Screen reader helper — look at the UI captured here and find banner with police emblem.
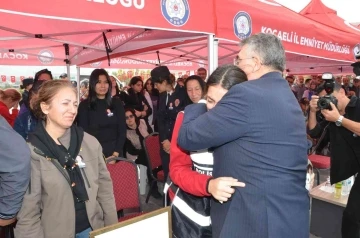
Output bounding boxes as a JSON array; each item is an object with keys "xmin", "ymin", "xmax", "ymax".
[{"xmin": 161, "ymin": 0, "xmax": 190, "ymax": 27}]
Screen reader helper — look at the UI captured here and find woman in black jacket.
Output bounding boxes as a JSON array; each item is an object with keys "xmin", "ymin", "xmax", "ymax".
[
  {"xmin": 123, "ymin": 76, "xmax": 152, "ymax": 121},
  {"xmin": 76, "ymin": 69, "xmax": 126, "ymax": 163}
]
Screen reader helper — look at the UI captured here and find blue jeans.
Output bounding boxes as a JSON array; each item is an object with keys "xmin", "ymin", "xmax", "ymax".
[{"xmin": 76, "ymin": 227, "xmax": 92, "ymax": 238}]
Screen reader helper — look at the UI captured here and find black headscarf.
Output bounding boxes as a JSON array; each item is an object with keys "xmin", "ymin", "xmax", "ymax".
[{"xmin": 29, "ymin": 123, "xmax": 89, "ymax": 202}]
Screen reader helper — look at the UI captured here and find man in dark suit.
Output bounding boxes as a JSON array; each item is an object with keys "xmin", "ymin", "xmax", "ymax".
[{"xmin": 177, "ymin": 33, "xmax": 309, "ymax": 238}]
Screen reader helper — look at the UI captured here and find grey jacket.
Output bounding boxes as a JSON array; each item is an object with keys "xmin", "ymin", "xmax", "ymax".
[
  {"xmin": 15, "ymin": 128, "xmax": 117, "ymax": 238},
  {"xmin": 0, "ymin": 116, "xmax": 31, "ymax": 220}
]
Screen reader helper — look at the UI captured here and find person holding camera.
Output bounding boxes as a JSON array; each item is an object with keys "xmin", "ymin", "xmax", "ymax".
[{"xmin": 308, "ymin": 73, "xmax": 360, "ymax": 238}]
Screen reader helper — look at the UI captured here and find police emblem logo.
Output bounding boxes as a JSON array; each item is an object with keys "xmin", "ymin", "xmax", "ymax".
[
  {"xmin": 161, "ymin": 0, "xmax": 190, "ymax": 27},
  {"xmin": 37, "ymin": 49, "xmax": 54, "ymax": 65},
  {"xmin": 353, "ymin": 44, "xmax": 360, "ymax": 60},
  {"xmin": 233, "ymin": 11, "xmax": 252, "ymax": 40}
]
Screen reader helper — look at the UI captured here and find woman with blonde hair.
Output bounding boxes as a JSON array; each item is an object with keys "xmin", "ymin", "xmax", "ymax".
[
  {"xmin": 15, "ymin": 80, "xmax": 117, "ymax": 238},
  {"xmin": 0, "ymin": 88, "xmax": 21, "ymax": 126}
]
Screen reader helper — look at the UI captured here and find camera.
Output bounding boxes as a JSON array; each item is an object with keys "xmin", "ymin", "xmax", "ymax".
[
  {"xmin": 351, "ymin": 47, "xmax": 360, "ymax": 76},
  {"xmin": 317, "ymin": 73, "xmax": 338, "ymax": 110}
]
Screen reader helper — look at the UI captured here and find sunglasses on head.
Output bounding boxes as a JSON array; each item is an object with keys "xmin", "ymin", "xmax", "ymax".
[{"xmin": 126, "ymin": 115, "xmax": 134, "ymax": 120}]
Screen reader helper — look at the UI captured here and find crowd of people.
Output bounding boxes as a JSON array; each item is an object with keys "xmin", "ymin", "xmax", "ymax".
[
  {"xmin": 1, "ymin": 32, "xmax": 359, "ymax": 238},
  {"xmin": 0, "ymin": 54, "xmax": 212, "ymax": 237}
]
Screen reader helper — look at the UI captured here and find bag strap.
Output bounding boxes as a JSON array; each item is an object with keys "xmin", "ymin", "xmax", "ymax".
[
  {"xmin": 164, "ymin": 177, "xmax": 181, "ymax": 207},
  {"xmin": 309, "ymin": 122, "xmax": 331, "ymax": 155},
  {"xmin": 33, "ymin": 147, "xmax": 72, "ymax": 187},
  {"xmin": 170, "ymin": 186, "xmax": 181, "ymax": 208}
]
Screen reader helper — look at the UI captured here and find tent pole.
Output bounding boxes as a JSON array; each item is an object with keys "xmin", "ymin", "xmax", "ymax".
[
  {"xmin": 76, "ymin": 66, "xmax": 81, "ymax": 102},
  {"xmin": 64, "ymin": 44, "xmax": 71, "ymax": 79},
  {"xmin": 69, "ymin": 33, "xmax": 104, "ymax": 60},
  {"xmin": 164, "ymin": 45, "xmax": 207, "ymax": 64},
  {"xmin": 66, "ymin": 64, "xmax": 71, "ymax": 80},
  {"xmin": 207, "ymin": 34, "xmax": 215, "ymax": 74},
  {"xmin": 172, "ymin": 46, "xmax": 207, "ymax": 60},
  {"xmin": 214, "ymin": 39, "xmax": 219, "ymax": 70}
]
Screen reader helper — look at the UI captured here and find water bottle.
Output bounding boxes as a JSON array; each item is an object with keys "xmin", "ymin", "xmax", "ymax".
[
  {"xmin": 341, "ymin": 176, "xmax": 354, "ymax": 196},
  {"xmin": 334, "ymin": 182, "xmax": 342, "ymax": 199}
]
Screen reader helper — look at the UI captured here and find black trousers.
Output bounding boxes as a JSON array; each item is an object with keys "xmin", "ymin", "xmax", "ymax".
[
  {"xmin": 160, "ymin": 148, "xmax": 170, "ymax": 181},
  {"xmin": 342, "ymin": 211, "xmax": 360, "ymax": 238},
  {"xmin": 342, "ymin": 176, "xmax": 360, "ymax": 238},
  {"xmin": 0, "ymin": 225, "xmax": 14, "ymax": 238}
]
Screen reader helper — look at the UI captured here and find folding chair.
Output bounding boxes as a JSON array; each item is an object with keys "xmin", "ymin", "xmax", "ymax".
[
  {"xmin": 106, "ymin": 157, "xmax": 144, "ymax": 222},
  {"xmin": 308, "ymin": 154, "xmax": 331, "ymax": 185},
  {"xmin": 143, "ymin": 133, "xmax": 165, "ymax": 203}
]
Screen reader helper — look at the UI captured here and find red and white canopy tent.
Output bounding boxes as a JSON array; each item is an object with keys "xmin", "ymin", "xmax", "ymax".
[
  {"xmin": 214, "ymin": 0, "xmax": 359, "ymax": 74},
  {"xmin": 299, "ymin": 0, "xmax": 360, "ymax": 37},
  {"xmin": 298, "ymin": 0, "xmax": 360, "ymax": 65},
  {"xmin": 80, "ymin": 40, "xmax": 234, "ymax": 72},
  {"xmin": 1, "ymin": 0, "xmax": 358, "ymax": 76},
  {"xmin": 92, "ymin": 0, "xmax": 359, "ymax": 75},
  {"xmin": 0, "ymin": 0, "xmax": 215, "ymax": 75}
]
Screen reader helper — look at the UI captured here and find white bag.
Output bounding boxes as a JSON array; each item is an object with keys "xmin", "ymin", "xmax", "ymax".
[{"xmin": 306, "ymin": 160, "xmax": 315, "ymax": 191}]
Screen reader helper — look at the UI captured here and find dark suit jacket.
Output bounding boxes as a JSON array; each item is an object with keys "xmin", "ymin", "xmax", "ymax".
[
  {"xmin": 178, "ymin": 72, "xmax": 309, "ymax": 238},
  {"xmin": 157, "ymin": 89, "xmax": 187, "ymax": 142},
  {"xmin": 122, "ymin": 88, "xmax": 152, "ymax": 117}
]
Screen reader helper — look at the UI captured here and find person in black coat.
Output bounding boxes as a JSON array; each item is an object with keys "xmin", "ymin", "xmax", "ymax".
[
  {"xmin": 19, "ymin": 78, "xmax": 33, "ymax": 107},
  {"xmin": 123, "ymin": 76, "xmax": 152, "ymax": 120},
  {"xmin": 309, "ymin": 79, "xmax": 360, "ymax": 238},
  {"xmin": 150, "ymin": 66, "xmax": 187, "ymax": 180},
  {"xmin": 76, "ymin": 69, "xmax": 126, "ymax": 163}
]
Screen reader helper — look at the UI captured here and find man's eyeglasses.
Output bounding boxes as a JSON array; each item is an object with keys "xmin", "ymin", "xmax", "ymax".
[
  {"xmin": 126, "ymin": 115, "xmax": 134, "ymax": 120},
  {"xmin": 234, "ymin": 55, "xmax": 254, "ymax": 66}
]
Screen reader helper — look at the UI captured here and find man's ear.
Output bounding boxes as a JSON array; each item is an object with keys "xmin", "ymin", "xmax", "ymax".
[{"xmin": 252, "ymin": 56, "xmax": 262, "ymax": 72}]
